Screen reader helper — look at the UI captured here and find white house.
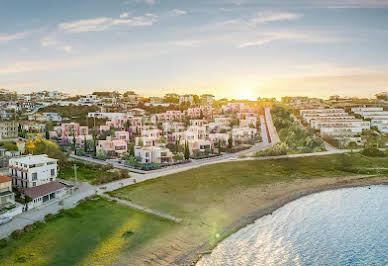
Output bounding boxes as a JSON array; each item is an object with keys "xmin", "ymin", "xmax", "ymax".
[
  {"xmin": 135, "ymin": 146, "xmax": 173, "ymax": 164},
  {"xmin": 9, "ymin": 154, "xmax": 58, "ymax": 188}
]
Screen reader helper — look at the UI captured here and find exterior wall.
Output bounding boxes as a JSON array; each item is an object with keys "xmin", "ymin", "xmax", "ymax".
[
  {"xmin": 0, "ymin": 121, "xmax": 18, "ymax": 139},
  {"xmin": 0, "ymin": 180, "xmax": 12, "ymax": 194},
  {"xmin": 27, "ymin": 188, "xmax": 67, "ymax": 209},
  {"xmin": 9, "ymin": 156, "xmax": 58, "ymax": 189}
]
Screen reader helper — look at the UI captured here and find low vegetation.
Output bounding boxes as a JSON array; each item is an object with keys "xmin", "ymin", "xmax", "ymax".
[
  {"xmin": 256, "ymin": 106, "xmax": 326, "ymax": 156},
  {"xmin": 0, "ymin": 197, "xmax": 176, "ymax": 266},
  {"xmin": 58, "ymin": 161, "xmax": 129, "ymax": 185}
]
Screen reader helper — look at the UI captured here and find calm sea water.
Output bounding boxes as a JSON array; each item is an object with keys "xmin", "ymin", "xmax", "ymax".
[{"xmin": 197, "ymin": 185, "xmax": 388, "ymax": 266}]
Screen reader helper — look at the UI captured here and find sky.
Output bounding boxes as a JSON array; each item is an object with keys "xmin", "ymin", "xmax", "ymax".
[{"xmin": 1, "ymin": 0, "xmax": 388, "ymax": 100}]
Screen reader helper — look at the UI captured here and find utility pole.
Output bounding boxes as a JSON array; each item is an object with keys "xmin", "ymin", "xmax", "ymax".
[{"xmin": 73, "ymin": 164, "xmax": 79, "ymax": 185}]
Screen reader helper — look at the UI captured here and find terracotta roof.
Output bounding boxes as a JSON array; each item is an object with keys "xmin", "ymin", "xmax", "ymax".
[
  {"xmin": 23, "ymin": 181, "xmax": 67, "ymax": 199},
  {"xmin": 0, "ymin": 175, "xmax": 11, "ymax": 184}
]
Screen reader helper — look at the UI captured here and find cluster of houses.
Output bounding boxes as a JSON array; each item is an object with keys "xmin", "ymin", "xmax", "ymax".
[
  {"xmin": 300, "ymin": 108, "xmax": 371, "ymax": 146},
  {"xmin": 49, "ymin": 102, "xmax": 259, "ymax": 165},
  {"xmin": 351, "ymin": 107, "xmax": 388, "ymax": 134}
]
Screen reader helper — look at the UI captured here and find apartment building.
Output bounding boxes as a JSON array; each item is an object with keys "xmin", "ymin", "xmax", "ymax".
[
  {"xmin": 301, "ymin": 108, "xmax": 370, "ymax": 146},
  {"xmin": 0, "ymin": 121, "xmax": 18, "ymax": 139},
  {"xmin": 352, "ymin": 107, "xmax": 388, "ymax": 133},
  {"xmin": 9, "ymin": 155, "xmax": 58, "ymax": 188}
]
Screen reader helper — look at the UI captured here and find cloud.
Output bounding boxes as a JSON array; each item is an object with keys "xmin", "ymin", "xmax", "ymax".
[
  {"xmin": 238, "ymin": 31, "xmax": 340, "ymax": 48},
  {"xmin": 168, "ymin": 40, "xmax": 202, "ymax": 47},
  {"xmin": 40, "ymin": 36, "xmax": 73, "ymax": 53},
  {"xmin": 171, "ymin": 9, "xmax": 187, "ymax": 15},
  {"xmin": 123, "ymin": 0, "xmax": 155, "ymax": 5},
  {"xmin": 0, "ymin": 31, "xmax": 30, "ymax": 43},
  {"xmin": 120, "ymin": 12, "xmax": 129, "ymax": 18},
  {"xmin": 59, "ymin": 14, "xmax": 157, "ymax": 33},
  {"xmin": 250, "ymin": 11, "xmax": 303, "ymax": 24},
  {"xmin": 40, "ymin": 37, "xmax": 59, "ymax": 47},
  {"xmin": 60, "ymin": 45, "xmax": 73, "ymax": 53}
]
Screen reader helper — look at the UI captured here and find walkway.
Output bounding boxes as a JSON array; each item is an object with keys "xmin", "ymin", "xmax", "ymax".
[{"xmin": 102, "ymin": 194, "xmax": 182, "ymax": 223}]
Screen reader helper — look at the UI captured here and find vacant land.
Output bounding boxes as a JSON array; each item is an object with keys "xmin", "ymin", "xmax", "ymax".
[
  {"xmin": 109, "ymin": 153, "xmax": 388, "ymax": 264},
  {"xmin": 0, "ymin": 198, "xmax": 176, "ymax": 266},
  {"xmin": 58, "ymin": 161, "xmax": 128, "ymax": 185}
]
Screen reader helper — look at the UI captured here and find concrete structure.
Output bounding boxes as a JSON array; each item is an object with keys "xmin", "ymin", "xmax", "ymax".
[
  {"xmin": 9, "ymin": 155, "xmax": 58, "ymax": 189},
  {"xmin": 0, "ymin": 121, "xmax": 18, "ymax": 139},
  {"xmin": 135, "ymin": 146, "xmax": 173, "ymax": 164},
  {"xmin": 0, "ymin": 175, "xmax": 14, "ymax": 208}
]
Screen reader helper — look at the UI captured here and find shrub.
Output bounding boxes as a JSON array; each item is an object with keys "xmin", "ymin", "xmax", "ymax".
[
  {"xmin": 0, "ymin": 239, "xmax": 7, "ymax": 249},
  {"xmin": 10, "ymin": 229, "xmax": 24, "ymax": 240},
  {"xmin": 361, "ymin": 147, "xmax": 386, "ymax": 157},
  {"xmin": 119, "ymin": 169, "xmax": 130, "ymax": 179},
  {"xmin": 44, "ymin": 213, "xmax": 55, "ymax": 222},
  {"xmin": 23, "ymin": 224, "xmax": 35, "ymax": 233},
  {"xmin": 122, "ymin": 231, "xmax": 134, "ymax": 239}
]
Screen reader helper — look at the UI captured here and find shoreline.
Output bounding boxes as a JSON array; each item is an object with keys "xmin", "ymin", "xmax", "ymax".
[{"xmin": 180, "ymin": 177, "xmax": 388, "ymax": 265}]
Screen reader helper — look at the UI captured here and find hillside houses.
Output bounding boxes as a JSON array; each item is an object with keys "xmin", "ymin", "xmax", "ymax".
[{"xmin": 300, "ymin": 108, "xmax": 371, "ymax": 146}]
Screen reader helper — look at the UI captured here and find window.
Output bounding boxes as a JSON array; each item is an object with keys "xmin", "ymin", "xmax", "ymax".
[
  {"xmin": 51, "ymin": 169, "xmax": 55, "ymax": 176},
  {"xmin": 32, "ymin": 173, "xmax": 38, "ymax": 180},
  {"xmin": 33, "ymin": 182, "xmax": 36, "ymax": 187}
]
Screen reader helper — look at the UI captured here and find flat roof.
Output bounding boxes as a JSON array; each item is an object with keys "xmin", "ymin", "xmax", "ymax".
[{"xmin": 11, "ymin": 154, "xmax": 57, "ymax": 165}]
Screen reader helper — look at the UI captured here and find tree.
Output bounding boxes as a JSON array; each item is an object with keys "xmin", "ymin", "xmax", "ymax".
[
  {"xmin": 218, "ymin": 141, "xmax": 222, "ymax": 154},
  {"xmin": 92, "ymin": 131, "xmax": 97, "ymax": 156},
  {"xmin": 228, "ymin": 134, "xmax": 233, "ymax": 149},
  {"xmin": 184, "ymin": 141, "xmax": 190, "ymax": 160},
  {"xmin": 25, "ymin": 138, "xmax": 67, "ymax": 165},
  {"xmin": 124, "ymin": 120, "xmax": 131, "ymax": 130},
  {"xmin": 84, "ymin": 135, "xmax": 88, "ymax": 153},
  {"xmin": 45, "ymin": 129, "xmax": 50, "ymax": 140},
  {"xmin": 129, "ymin": 142, "xmax": 135, "ymax": 156}
]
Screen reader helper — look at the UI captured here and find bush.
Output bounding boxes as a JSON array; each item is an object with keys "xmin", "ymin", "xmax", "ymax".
[
  {"xmin": 23, "ymin": 224, "xmax": 35, "ymax": 233},
  {"xmin": 44, "ymin": 213, "xmax": 55, "ymax": 222},
  {"xmin": 0, "ymin": 239, "xmax": 7, "ymax": 249},
  {"xmin": 361, "ymin": 147, "xmax": 386, "ymax": 157},
  {"xmin": 272, "ymin": 105, "xmax": 326, "ymax": 153},
  {"xmin": 10, "ymin": 229, "xmax": 24, "ymax": 240},
  {"xmin": 119, "ymin": 169, "xmax": 130, "ymax": 179},
  {"xmin": 255, "ymin": 142, "xmax": 289, "ymax": 156}
]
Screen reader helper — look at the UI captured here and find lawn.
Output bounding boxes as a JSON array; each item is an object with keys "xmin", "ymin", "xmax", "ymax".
[
  {"xmin": 58, "ymin": 165, "xmax": 100, "ymax": 183},
  {"xmin": 109, "ymin": 153, "xmax": 388, "ymax": 220},
  {"xmin": 0, "ymin": 197, "xmax": 176, "ymax": 266}
]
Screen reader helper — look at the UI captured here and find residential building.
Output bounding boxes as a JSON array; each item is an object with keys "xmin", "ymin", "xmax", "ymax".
[
  {"xmin": 9, "ymin": 154, "xmax": 58, "ymax": 188},
  {"xmin": 135, "ymin": 146, "xmax": 173, "ymax": 164},
  {"xmin": 0, "ymin": 175, "xmax": 14, "ymax": 208},
  {"xmin": 0, "ymin": 121, "xmax": 19, "ymax": 139}
]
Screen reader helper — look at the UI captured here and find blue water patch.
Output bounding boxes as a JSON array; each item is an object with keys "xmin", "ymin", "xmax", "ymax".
[{"xmin": 197, "ymin": 185, "xmax": 388, "ymax": 266}]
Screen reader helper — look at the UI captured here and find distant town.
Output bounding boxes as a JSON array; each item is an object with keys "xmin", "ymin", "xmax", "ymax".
[{"xmin": 0, "ymin": 88, "xmax": 387, "ymax": 264}]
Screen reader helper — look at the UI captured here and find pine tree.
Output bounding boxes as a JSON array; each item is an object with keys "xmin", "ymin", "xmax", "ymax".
[
  {"xmin": 72, "ymin": 131, "xmax": 77, "ymax": 154},
  {"xmin": 184, "ymin": 141, "xmax": 190, "ymax": 160},
  {"xmin": 84, "ymin": 134, "xmax": 87, "ymax": 153},
  {"xmin": 130, "ymin": 142, "xmax": 135, "ymax": 156}
]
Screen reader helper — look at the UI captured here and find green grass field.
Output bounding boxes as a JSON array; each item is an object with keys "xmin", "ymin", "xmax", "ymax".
[
  {"xmin": 109, "ymin": 153, "xmax": 388, "ymax": 220},
  {"xmin": 0, "ymin": 198, "xmax": 176, "ymax": 266},
  {"xmin": 58, "ymin": 166, "xmax": 100, "ymax": 183}
]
